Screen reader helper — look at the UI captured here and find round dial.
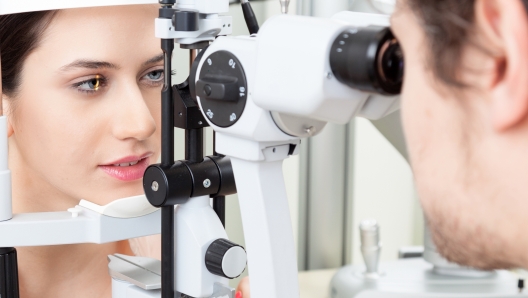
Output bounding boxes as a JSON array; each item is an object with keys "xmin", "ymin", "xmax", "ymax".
[
  {"xmin": 205, "ymin": 238, "xmax": 247, "ymax": 279},
  {"xmin": 196, "ymin": 51, "xmax": 248, "ymax": 128}
]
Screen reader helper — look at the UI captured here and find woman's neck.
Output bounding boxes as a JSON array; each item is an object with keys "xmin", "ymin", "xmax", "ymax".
[
  {"xmin": 8, "ymin": 141, "xmax": 134, "ymax": 298},
  {"xmin": 17, "ymin": 241, "xmax": 133, "ymax": 298},
  {"xmin": 9, "ymin": 140, "xmax": 80, "ymax": 214}
]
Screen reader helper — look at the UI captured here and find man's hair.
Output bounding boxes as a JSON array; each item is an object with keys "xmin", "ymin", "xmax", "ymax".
[{"xmin": 407, "ymin": 0, "xmax": 528, "ymax": 87}]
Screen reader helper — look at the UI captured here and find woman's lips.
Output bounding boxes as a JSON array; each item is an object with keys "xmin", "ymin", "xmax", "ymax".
[{"xmin": 99, "ymin": 156, "xmax": 150, "ymax": 181}]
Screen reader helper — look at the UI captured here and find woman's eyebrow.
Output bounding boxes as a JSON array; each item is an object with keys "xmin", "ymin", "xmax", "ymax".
[
  {"xmin": 143, "ymin": 54, "xmax": 164, "ymax": 66},
  {"xmin": 59, "ymin": 60, "xmax": 120, "ymax": 71}
]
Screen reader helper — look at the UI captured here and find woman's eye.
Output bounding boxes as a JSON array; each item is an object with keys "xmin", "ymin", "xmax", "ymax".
[
  {"xmin": 73, "ymin": 75, "xmax": 105, "ymax": 94},
  {"xmin": 142, "ymin": 70, "xmax": 164, "ymax": 85},
  {"xmin": 147, "ymin": 70, "xmax": 163, "ymax": 80}
]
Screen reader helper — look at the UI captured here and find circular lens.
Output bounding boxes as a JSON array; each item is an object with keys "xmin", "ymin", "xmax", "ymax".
[
  {"xmin": 378, "ymin": 39, "xmax": 403, "ymax": 86},
  {"xmin": 329, "ymin": 27, "xmax": 403, "ymax": 95}
]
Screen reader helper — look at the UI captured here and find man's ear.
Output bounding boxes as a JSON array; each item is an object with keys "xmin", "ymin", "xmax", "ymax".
[
  {"xmin": 475, "ymin": 0, "xmax": 528, "ymax": 131},
  {"xmin": 2, "ymin": 96, "xmax": 14, "ymax": 138}
]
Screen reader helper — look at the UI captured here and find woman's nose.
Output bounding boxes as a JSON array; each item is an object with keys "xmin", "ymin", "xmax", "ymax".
[{"xmin": 111, "ymin": 82, "xmax": 156, "ymax": 141}]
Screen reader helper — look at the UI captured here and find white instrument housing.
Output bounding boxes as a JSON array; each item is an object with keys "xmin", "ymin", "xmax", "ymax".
[
  {"xmin": 155, "ymin": 16, "xmax": 233, "ymax": 45},
  {"xmin": 174, "ymin": 196, "xmax": 230, "ymax": 297},
  {"xmin": 253, "ymin": 12, "xmax": 399, "ymax": 124},
  {"xmin": 155, "ymin": 0, "xmax": 232, "ymax": 45},
  {"xmin": 175, "ymin": 0, "xmax": 229, "ymax": 14},
  {"xmin": 193, "ymin": 11, "xmax": 402, "ymax": 298}
]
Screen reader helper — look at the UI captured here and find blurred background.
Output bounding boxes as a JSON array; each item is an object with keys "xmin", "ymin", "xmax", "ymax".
[{"xmin": 170, "ymin": 0, "xmax": 423, "ymax": 288}]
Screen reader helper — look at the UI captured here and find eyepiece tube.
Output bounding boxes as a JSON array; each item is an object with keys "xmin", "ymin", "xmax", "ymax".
[{"xmin": 329, "ymin": 26, "xmax": 403, "ymax": 95}]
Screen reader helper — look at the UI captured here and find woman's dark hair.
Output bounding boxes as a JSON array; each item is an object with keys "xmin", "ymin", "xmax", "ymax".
[
  {"xmin": 407, "ymin": 0, "xmax": 528, "ymax": 87},
  {"xmin": 0, "ymin": 11, "xmax": 57, "ymax": 97}
]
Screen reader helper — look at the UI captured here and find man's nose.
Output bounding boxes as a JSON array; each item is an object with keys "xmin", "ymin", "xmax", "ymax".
[{"xmin": 111, "ymin": 82, "xmax": 156, "ymax": 142}]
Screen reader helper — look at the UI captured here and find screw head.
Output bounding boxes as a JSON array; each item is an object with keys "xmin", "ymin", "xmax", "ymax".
[
  {"xmin": 203, "ymin": 179, "xmax": 211, "ymax": 188},
  {"xmin": 151, "ymin": 181, "xmax": 159, "ymax": 192}
]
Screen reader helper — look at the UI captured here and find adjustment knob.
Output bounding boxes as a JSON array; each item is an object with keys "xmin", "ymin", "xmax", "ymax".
[
  {"xmin": 360, "ymin": 220, "xmax": 381, "ymax": 276},
  {"xmin": 196, "ymin": 75, "xmax": 239, "ymax": 102},
  {"xmin": 205, "ymin": 239, "xmax": 247, "ymax": 279},
  {"xmin": 172, "ymin": 10, "xmax": 199, "ymax": 32}
]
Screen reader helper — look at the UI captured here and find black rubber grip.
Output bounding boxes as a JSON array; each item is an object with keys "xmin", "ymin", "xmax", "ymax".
[
  {"xmin": 0, "ymin": 248, "xmax": 19, "ymax": 298},
  {"xmin": 242, "ymin": 2, "xmax": 259, "ymax": 34}
]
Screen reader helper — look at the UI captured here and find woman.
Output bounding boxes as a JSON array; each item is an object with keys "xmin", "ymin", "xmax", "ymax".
[
  {"xmin": 391, "ymin": 0, "xmax": 528, "ymax": 270},
  {"xmin": 1, "ymin": 5, "xmax": 249, "ymax": 298}
]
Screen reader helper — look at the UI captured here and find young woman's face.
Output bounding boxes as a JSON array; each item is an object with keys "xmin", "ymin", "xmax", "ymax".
[{"xmin": 8, "ymin": 5, "xmax": 162, "ymax": 206}]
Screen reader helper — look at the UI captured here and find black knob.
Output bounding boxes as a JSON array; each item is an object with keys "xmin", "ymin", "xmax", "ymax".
[
  {"xmin": 196, "ymin": 75, "xmax": 240, "ymax": 102},
  {"xmin": 172, "ymin": 10, "xmax": 199, "ymax": 32},
  {"xmin": 205, "ymin": 239, "xmax": 247, "ymax": 279},
  {"xmin": 0, "ymin": 248, "xmax": 19, "ymax": 298},
  {"xmin": 143, "ymin": 162, "xmax": 193, "ymax": 207},
  {"xmin": 204, "ymin": 84, "xmax": 212, "ymax": 96}
]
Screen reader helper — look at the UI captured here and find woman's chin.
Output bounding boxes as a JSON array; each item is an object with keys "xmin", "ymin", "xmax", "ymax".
[{"xmin": 90, "ymin": 184, "xmax": 145, "ymax": 206}]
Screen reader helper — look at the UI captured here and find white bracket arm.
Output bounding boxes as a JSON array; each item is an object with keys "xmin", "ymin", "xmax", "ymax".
[
  {"xmin": 155, "ymin": 15, "xmax": 233, "ymax": 45},
  {"xmin": 0, "ymin": 205, "xmax": 160, "ymax": 247},
  {"xmin": 230, "ymin": 147, "xmax": 300, "ymax": 298},
  {"xmin": 0, "ymin": 116, "xmax": 11, "ymax": 222}
]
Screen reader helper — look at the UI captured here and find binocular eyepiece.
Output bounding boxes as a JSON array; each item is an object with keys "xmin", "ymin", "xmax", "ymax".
[{"xmin": 330, "ymin": 26, "xmax": 404, "ymax": 95}]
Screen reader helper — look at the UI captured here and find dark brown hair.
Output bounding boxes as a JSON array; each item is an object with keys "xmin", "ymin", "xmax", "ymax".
[
  {"xmin": 0, "ymin": 11, "xmax": 57, "ymax": 97},
  {"xmin": 407, "ymin": 0, "xmax": 528, "ymax": 87}
]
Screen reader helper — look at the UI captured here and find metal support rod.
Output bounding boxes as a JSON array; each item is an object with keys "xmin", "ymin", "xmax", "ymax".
[
  {"xmin": 0, "ymin": 247, "xmax": 19, "ymax": 298},
  {"xmin": 161, "ymin": 37, "xmax": 175, "ymax": 298},
  {"xmin": 190, "ymin": 49, "xmax": 199, "ymax": 68},
  {"xmin": 186, "ymin": 49, "xmax": 204, "ymax": 164},
  {"xmin": 185, "ymin": 128, "xmax": 204, "ymax": 163},
  {"xmin": 161, "ymin": 207, "xmax": 174, "ymax": 298},
  {"xmin": 213, "ymin": 132, "xmax": 226, "ymax": 227},
  {"xmin": 161, "ymin": 39, "xmax": 175, "ymax": 167},
  {"xmin": 213, "ymin": 196, "xmax": 226, "ymax": 227}
]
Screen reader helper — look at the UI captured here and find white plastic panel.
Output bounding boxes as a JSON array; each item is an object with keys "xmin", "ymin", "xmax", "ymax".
[
  {"xmin": 253, "ymin": 14, "xmax": 365, "ymax": 124},
  {"xmin": 0, "ymin": 117, "xmax": 11, "ymax": 221},
  {"xmin": 174, "ymin": 196, "xmax": 228, "ymax": 297},
  {"xmin": 175, "ymin": 0, "xmax": 229, "ymax": 14},
  {"xmin": 0, "ymin": 0, "xmax": 157, "ymax": 15},
  {"xmin": 230, "ymin": 157, "xmax": 300, "ymax": 298},
  {"xmin": 111, "ymin": 278, "xmax": 161, "ymax": 298},
  {"xmin": 0, "ymin": 206, "xmax": 160, "ymax": 246},
  {"xmin": 79, "ymin": 195, "xmax": 158, "ymax": 219}
]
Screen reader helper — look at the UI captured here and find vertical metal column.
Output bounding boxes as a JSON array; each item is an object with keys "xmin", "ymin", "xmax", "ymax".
[{"xmin": 160, "ymin": 24, "xmax": 176, "ymax": 298}]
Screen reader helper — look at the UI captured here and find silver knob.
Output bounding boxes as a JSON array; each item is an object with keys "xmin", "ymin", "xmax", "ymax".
[
  {"xmin": 279, "ymin": 0, "xmax": 290, "ymax": 14},
  {"xmin": 360, "ymin": 220, "xmax": 381, "ymax": 276}
]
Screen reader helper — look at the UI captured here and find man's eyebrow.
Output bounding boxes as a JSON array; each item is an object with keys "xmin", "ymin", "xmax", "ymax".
[
  {"xmin": 143, "ymin": 54, "xmax": 164, "ymax": 66},
  {"xmin": 59, "ymin": 60, "xmax": 120, "ymax": 71}
]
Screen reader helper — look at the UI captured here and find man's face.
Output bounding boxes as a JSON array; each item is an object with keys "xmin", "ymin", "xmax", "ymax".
[{"xmin": 391, "ymin": 1, "xmax": 528, "ymax": 269}]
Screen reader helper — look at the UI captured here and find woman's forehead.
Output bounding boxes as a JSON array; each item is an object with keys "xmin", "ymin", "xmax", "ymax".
[
  {"xmin": 30, "ymin": 5, "xmax": 161, "ymax": 72},
  {"xmin": 0, "ymin": 0, "xmax": 157, "ymax": 16},
  {"xmin": 44, "ymin": 5, "xmax": 158, "ymax": 40}
]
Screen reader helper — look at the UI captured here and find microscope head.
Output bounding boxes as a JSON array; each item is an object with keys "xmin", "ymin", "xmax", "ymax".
[
  {"xmin": 252, "ymin": 12, "xmax": 402, "ymax": 131},
  {"xmin": 192, "ymin": 11, "xmax": 403, "ymax": 146}
]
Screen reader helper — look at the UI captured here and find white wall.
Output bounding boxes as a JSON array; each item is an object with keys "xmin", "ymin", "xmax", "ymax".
[
  {"xmin": 346, "ymin": 0, "xmax": 423, "ymax": 265},
  {"xmin": 350, "ymin": 118, "xmax": 422, "ymax": 264}
]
